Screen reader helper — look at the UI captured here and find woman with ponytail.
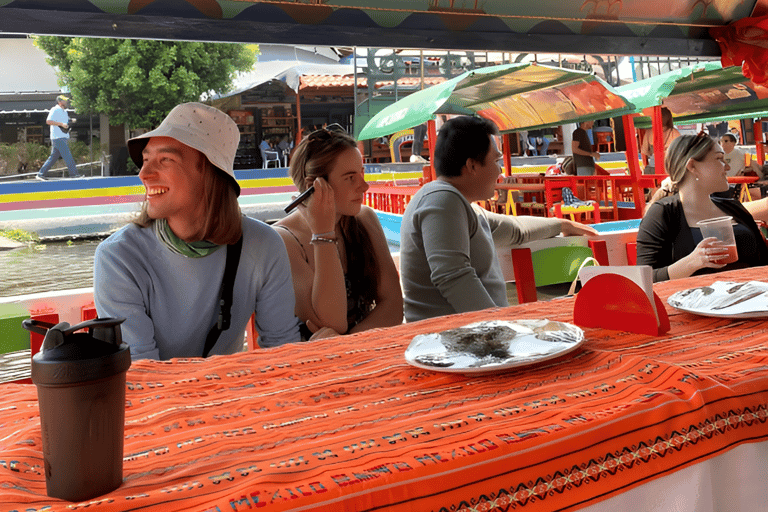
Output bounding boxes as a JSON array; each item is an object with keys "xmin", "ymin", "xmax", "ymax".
[
  {"xmin": 636, "ymin": 132, "xmax": 768, "ymax": 282},
  {"xmin": 274, "ymin": 126, "xmax": 403, "ymax": 339}
]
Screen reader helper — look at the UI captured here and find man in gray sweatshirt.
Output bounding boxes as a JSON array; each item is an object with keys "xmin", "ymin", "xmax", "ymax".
[{"xmin": 400, "ymin": 116, "xmax": 597, "ymax": 322}]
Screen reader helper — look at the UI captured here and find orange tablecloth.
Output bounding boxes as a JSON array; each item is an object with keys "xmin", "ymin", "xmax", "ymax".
[{"xmin": 2, "ymin": 268, "xmax": 768, "ymax": 511}]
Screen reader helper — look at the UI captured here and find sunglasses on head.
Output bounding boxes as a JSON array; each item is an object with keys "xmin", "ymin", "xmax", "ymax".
[
  {"xmin": 307, "ymin": 123, "xmax": 346, "ymax": 142},
  {"xmin": 681, "ymin": 130, "xmax": 710, "ymax": 154}
]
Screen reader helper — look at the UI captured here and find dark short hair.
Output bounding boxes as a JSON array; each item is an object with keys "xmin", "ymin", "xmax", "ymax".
[
  {"xmin": 434, "ymin": 116, "xmax": 499, "ymax": 177},
  {"xmin": 721, "ymin": 133, "xmax": 737, "ymax": 143}
]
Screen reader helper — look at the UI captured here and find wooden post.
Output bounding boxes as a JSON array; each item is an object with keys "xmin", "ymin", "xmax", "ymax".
[
  {"xmin": 502, "ymin": 133, "xmax": 512, "ymax": 177},
  {"xmin": 755, "ymin": 117, "xmax": 765, "ymax": 166},
  {"xmin": 651, "ymin": 105, "xmax": 665, "ymax": 176},
  {"xmin": 427, "ymin": 119, "xmax": 437, "ymax": 182},
  {"xmin": 295, "ymin": 85, "xmax": 303, "ymax": 145}
]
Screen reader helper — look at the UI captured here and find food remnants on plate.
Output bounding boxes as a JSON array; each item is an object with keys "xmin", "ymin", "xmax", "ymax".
[{"xmin": 404, "ymin": 320, "xmax": 585, "ymax": 373}]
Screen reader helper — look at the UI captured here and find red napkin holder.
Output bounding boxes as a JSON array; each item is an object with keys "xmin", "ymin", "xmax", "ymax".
[{"xmin": 573, "ymin": 273, "xmax": 670, "ymax": 336}]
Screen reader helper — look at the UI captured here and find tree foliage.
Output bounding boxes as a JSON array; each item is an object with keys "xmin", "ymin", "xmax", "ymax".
[{"xmin": 35, "ymin": 37, "xmax": 257, "ymax": 129}]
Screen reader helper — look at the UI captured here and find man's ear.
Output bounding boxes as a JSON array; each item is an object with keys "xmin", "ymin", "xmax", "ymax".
[{"xmin": 463, "ymin": 157, "xmax": 477, "ymax": 176}]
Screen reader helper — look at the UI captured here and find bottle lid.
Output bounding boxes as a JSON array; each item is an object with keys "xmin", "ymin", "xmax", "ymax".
[{"xmin": 25, "ymin": 318, "xmax": 131, "ymax": 385}]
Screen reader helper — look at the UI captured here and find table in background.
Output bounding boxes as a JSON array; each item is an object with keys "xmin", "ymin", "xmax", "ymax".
[
  {"xmin": 365, "ymin": 184, "xmax": 421, "ymax": 214},
  {"xmin": 2, "ymin": 268, "xmax": 768, "ymax": 511},
  {"xmin": 728, "ymin": 175, "xmax": 759, "ymax": 202}
]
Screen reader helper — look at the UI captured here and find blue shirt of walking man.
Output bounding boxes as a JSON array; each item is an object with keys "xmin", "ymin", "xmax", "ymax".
[{"xmin": 37, "ymin": 95, "xmax": 81, "ymax": 180}]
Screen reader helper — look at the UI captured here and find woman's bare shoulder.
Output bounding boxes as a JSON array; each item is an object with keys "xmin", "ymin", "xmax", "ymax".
[
  {"xmin": 274, "ymin": 213, "xmax": 309, "ymax": 242},
  {"xmin": 356, "ymin": 205, "xmax": 386, "ymax": 232},
  {"xmin": 357, "ymin": 205, "xmax": 381, "ymax": 223}
]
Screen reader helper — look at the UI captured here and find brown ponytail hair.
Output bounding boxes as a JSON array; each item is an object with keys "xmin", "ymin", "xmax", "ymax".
[{"xmin": 289, "ymin": 128, "xmax": 379, "ymax": 319}]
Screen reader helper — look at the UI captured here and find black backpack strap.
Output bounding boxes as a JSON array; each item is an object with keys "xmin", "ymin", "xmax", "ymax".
[{"xmin": 202, "ymin": 236, "xmax": 243, "ymax": 358}]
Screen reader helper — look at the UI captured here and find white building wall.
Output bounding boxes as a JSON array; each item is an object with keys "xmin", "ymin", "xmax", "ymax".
[{"xmin": 0, "ymin": 37, "xmax": 61, "ymax": 93}]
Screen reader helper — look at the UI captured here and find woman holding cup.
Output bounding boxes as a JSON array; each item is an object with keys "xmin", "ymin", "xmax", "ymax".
[{"xmin": 637, "ymin": 132, "xmax": 768, "ymax": 282}]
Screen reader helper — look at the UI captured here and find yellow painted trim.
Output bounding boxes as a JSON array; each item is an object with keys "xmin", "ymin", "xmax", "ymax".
[
  {"xmin": 237, "ymin": 177, "xmax": 294, "ymax": 188},
  {"xmin": 0, "ymin": 186, "xmax": 146, "ymax": 203},
  {"xmin": 2, "ymin": 173, "xmax": 424, "ymax": 205},
  {"xmin": 367, "ymin": 172, "xmax": 422, "ymax": 182}
]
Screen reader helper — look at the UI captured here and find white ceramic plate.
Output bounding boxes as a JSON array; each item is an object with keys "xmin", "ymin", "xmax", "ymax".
[
  {"xmin": 404, "ymin": 319, "xmax": 585, "ymax": 374},
  {"xmin": 667, "ymin": 280, "xmax": 768, "ymax": 319}
]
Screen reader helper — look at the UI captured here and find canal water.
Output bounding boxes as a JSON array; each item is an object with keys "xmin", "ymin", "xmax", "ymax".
[
  {"xmin": 1, "ymin": 239, "xmax": 101, "ymax": 298},
  {"xmin": 1, "ymin": 237, "xmax": 563, "ymax": 302},
  {"xmin": 0, "ymin": 237, "xmax": 405, "ymax": 298},
  {"xmin": 1, "ymin": 240, "xmax": 104, "ymax": 383}
]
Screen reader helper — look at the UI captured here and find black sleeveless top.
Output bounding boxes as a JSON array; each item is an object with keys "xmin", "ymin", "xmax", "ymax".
[{"xmin": 275, "ymin": 225, "xmax": 370, "ymax": 329}]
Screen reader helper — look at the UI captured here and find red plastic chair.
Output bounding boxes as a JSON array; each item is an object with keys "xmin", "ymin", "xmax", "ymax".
[
  {"xmin": 246, "ymin": 313, "xmax": 259, "ymax": 351},
  {"xmin": 626, "ymin": 242, "xmax": 638, "ymax": 266}
]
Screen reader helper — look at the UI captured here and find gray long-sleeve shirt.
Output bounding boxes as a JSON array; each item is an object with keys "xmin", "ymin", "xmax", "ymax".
[
  {"xmin": 94, "ymin": 217, "xmax": 301, "ymax": 360},
  {"xmin": 400, "ymin": 180, "xmax": 563, "ymax": 322}
]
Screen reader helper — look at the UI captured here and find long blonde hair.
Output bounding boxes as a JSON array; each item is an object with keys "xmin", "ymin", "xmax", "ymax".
[
  {"xmin": 648, "ymin": 133, "xmax": 715, "ymax": 206},
  {"xmin": 665, "ymin": 132, "xmax": 715, "ymax": 183}
]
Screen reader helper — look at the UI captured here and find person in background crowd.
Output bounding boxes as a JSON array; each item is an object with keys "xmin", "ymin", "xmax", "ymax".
[
  {"xmin": 400, "ymin": 116, "xmax": 598, "ymax": 322},
  {"xmin": 37, "ymin": 95, "xmax": 81, "ymax": 180},
  {"xmin": 641, "ymin": 107, "xmax": 680, "ymax": 174},
  {"xmin": 636, "ymin": 132, "xmax": 768, "ymax": 282},
  {"xmin": 720, "ymin": 132, "xmax": 768, "ymax": 199},
  {"xmin": 721, "ymin": 133, "xmax": 762, "ymax": 177},
  {"xmin": 527, "ymin": 129, "xmax": 549, "ymax": 156},
  {"xmin": 571, "ymin": 120, "xmax": 600, "ymax": 176},
  {"xmin": 410, "ymin": 123, "xmax": 428, "ymax": 163},
  {"xmin": 275, "ymin": 126, "xmax": 403, "ymax": 339},
  {"xmin": 94, "ymin": 103, "xmax": 301, "ymax": 360}
]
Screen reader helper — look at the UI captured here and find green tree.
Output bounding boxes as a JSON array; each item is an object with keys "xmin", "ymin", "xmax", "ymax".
[{"xmin": 34, "ymin": 37, "xmax": 257, "ymax": 129}]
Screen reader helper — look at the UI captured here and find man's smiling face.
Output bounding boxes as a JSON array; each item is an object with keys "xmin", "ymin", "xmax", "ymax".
[{"xmin": 138, "ymin": 136, "xmax": 207, "ymax": 239}]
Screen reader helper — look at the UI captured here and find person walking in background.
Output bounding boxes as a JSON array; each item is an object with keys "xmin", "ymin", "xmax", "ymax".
[
  {"xmin": 571, "ymin": 120, "xmax": 599, "ymax": 176},
  {"xmin": 410, "ymin": 123, "xmax": 428, "ymax": 163},
  {"xmin": 37, "ymin": 95, "xmax": 81, "ymax": 180}
]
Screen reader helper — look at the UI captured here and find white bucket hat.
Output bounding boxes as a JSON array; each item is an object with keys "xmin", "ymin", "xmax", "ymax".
[{"xmin": 127, "ymin": 102, "xmax": 241, "ymax": 195}]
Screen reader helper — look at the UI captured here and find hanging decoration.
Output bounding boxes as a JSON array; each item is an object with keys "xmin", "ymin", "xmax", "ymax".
[{"xmin": 711, "ymin": 15, "xmax": 768, "ymax": 87}]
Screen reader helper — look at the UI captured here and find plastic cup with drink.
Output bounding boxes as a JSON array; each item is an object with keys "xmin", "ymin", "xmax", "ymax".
[{"xmin": 697, "ymin": 216, "xmax": 738, "ymax": 264}]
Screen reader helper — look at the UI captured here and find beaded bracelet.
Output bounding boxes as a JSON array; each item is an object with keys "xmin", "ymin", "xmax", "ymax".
[
  {"xmin": 310, "ymin": 235, "xmax": 337, "ymax": 245},
  {"xmin": 312, "ymin": 231, "xmax": 336, "ymax": 238}
]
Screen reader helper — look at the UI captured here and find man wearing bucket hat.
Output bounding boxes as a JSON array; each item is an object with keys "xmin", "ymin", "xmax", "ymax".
[
  {"xmin": 37, "ymin": 95, "xmax": 81, "ymax": 180},
  {"xmin": 94, "ymin": 102, "xmax": 301, "ymax": 360}
]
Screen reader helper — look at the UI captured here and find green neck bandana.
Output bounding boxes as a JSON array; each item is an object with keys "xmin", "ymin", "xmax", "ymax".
[{"xmin": 153, "ymin": 219, "xmax": 221, "ymax": 258}]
